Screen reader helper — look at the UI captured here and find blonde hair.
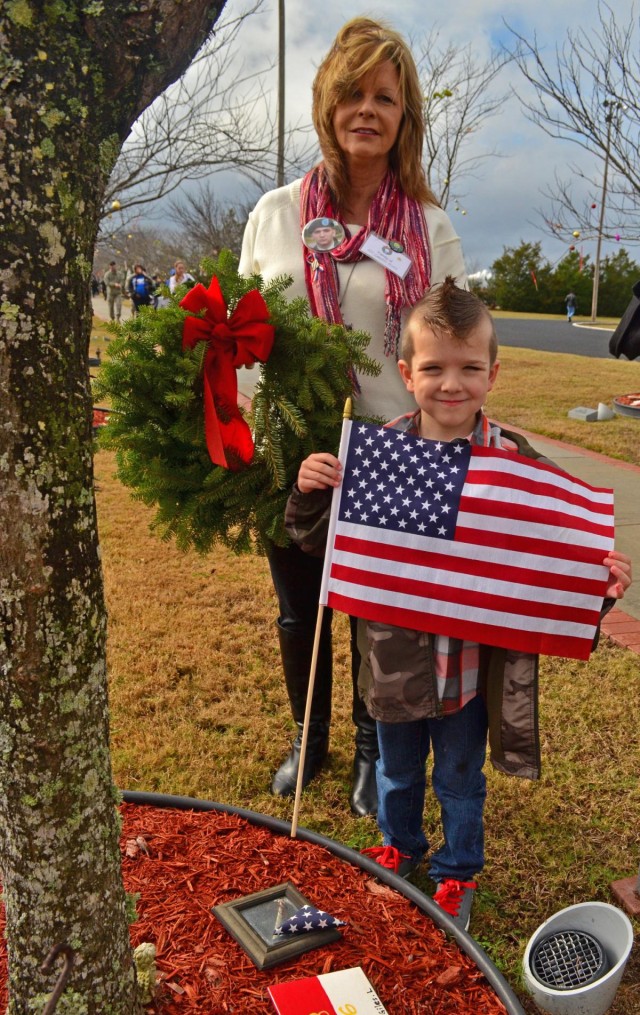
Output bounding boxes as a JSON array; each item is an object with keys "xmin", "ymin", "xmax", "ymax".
[
  {"xmin": 402, "ymin": 276, "xmax": 498, "ymax": 364},
  {"xmin": 312, "ymin": 17, "xmax": 437, "ymax": 208}
]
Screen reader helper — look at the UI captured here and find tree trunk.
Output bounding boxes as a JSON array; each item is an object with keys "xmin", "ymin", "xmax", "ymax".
[{"xmin": 0, "ymin": 3, "xmax": 225, "ymax": 1010}]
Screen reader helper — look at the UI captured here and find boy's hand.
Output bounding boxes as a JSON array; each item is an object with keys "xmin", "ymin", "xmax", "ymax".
[
  {"xmin": 297, "ymin": 453, "xmax": 342, "ymax": 494},
  {"xmin": 603, "ymin": 549, "xmax": 632, "ymax": 599}
]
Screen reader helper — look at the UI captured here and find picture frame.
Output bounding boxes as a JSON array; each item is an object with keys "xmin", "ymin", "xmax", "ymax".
[{"xmin": 212, "ymin": 881, "xmax": 342, "ymax": 970}]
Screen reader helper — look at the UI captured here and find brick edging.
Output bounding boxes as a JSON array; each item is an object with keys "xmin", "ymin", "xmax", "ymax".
[{"xmin": 600, "ymin": 607, "xmax": 640, "ymax": 656}]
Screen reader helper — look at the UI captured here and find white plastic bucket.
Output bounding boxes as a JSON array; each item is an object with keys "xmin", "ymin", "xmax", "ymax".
[{"xmin": 523, "ymin": 901, "xmax": 633, "ymax": 1015}]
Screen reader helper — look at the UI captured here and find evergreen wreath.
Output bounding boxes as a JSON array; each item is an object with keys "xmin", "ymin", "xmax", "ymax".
[{"xmin": 95, "ymin": 250, "xmax": 379, "ymax": 554}]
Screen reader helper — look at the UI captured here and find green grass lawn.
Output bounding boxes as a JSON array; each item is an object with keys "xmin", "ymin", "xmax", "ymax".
[{"xmin": 485, "ymin": 346, "xmax": 639, "ymax": 466}]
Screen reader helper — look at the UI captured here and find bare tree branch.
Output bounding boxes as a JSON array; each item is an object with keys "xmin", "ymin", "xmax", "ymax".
[
  {"xmin": 415, "ymin": 31, "xmax": 511, "ymax": 208},
  {"xmin": 102, "ymin": 0, "xmax": 316, "ymax": 225},
  {"xmin": 104, "ymin": 19, "xmax": 507, "ymax": 232},
  {"xmin": 167, "ymin": 182, "xmax": 250, "ymax": 258},
  {"xmin": 506, "ymin": 1, "xmax": 640, "ymax": 242}
]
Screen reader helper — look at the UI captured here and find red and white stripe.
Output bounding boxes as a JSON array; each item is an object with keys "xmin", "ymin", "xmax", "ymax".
[{"xmin": 321, "ymin": 440, "xmax": 614, "ymax": 661}]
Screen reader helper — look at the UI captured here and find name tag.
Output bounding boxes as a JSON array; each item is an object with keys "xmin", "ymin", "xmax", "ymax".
[{"xmin": 361, "ymin": 232, "xmax": 412, "ymax": 279}]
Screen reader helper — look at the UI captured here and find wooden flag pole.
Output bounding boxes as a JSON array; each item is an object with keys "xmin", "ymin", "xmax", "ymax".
[
  {"xmin": 290, "ymin": 603, "xmax": 324, "ymax": 839},
  {"xmin": 290, "ymin": 397, "xmax": 352, "ymax": 839}
]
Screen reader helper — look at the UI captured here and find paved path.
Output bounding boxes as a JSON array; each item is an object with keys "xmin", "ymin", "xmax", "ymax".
[
  {"xmin": 494, "ymin": 318, "xmax": 620, "ymax": 358},
  {"xmin": 92, "ymin": 293, "xmax": 132, "ymax": 322},
  {"xmin": 497, "ymin": 425, "xmax": 640, "ymax": 653}
]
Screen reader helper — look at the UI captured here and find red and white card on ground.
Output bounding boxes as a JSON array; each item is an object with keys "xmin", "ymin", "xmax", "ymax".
[{"xmin": 268, "ymin": 966, "xmax": 388, "ymax": 1014}]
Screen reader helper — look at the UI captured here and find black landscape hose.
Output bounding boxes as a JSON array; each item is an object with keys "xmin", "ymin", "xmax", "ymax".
[{"xmin": 121, "ymin": 789, "xmax": 525, "ymax": 1015}]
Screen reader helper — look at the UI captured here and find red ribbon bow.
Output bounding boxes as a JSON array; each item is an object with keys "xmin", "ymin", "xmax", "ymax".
[{"xmin": 180, "ymin": 276, "xmax": 274, "ymax": 470}]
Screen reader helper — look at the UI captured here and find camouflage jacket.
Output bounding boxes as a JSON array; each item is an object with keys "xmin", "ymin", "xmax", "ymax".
[{"xmin": 285, "ymin": 418, "xmax": 612, "ymax": 781}]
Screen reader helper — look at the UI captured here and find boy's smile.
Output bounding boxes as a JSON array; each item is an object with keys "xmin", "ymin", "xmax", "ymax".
[{"xmin": 398, "ymin": 319, "xmax": 499, "ymax": 442}]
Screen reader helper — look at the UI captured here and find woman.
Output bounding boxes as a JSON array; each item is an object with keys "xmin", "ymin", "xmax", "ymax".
[
  {"xmin": 239, "ymin": 17, "xmax": 466, "ymax": 817},
  {"xmin": 128, "ymin": 263, "xmax": 154, "ymax": 314},
  {"xmin": 169, "ymin": 260, "xmax": 195, "ymax": 293}
]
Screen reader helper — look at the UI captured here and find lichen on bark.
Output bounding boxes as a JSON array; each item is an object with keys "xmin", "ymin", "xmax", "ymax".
[{"xmin": 1, "ymin": 2, "xmax": 226, "ymax": 1011}]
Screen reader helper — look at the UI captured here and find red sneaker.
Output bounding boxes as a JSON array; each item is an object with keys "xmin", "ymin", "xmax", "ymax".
[
  {"xmin": 433, "ymin": 878, "xmax": 477, "ymax": 930},
  {"xmin": 361, "ymin": 845, "xmax": 418, "ymax": 879}
]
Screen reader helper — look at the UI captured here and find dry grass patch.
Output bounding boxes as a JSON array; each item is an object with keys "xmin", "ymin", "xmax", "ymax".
[
  {"xmin": 98, "ymin": 450, "xmax": 356, "ymax": 819},
  {"xmin": 486, "ymin": 348, "xmax": 640, "ymax": 464}
]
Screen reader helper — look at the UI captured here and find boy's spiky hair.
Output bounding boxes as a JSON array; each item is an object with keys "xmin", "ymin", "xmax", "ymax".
[{"xmin": 402, "ymin": 276, "xmax": 498, "ymax": 364}]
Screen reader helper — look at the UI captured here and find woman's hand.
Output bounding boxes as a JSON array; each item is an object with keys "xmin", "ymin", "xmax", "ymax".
[
  {"xmin": 297, "ymin": 453, "xmax": 342, "ymax": 494},
  {"xmin": 603, "ymin": 549, "xmax": 633, "ymax": 599}
]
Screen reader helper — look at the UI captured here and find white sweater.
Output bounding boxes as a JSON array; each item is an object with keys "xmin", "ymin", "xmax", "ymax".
[{"xmin": 239, "ymin": 178, "xmax": 467, "ymax": 421}]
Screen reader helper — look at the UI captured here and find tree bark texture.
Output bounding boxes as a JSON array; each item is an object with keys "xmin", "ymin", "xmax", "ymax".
[{"xmin": 0, "ymin": 2, "xmax": 224, "ymax": 1011}]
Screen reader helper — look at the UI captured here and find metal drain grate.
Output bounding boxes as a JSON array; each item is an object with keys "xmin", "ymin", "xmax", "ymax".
[{"xmin": 531, "ymin": 930, "xmax": 608, "ymax": 990}]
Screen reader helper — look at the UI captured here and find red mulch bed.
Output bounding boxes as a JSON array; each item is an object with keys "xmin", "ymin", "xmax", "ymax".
[{"xmin": 0, "ymin": 803, "xmax": 510, "ymax": 1013}]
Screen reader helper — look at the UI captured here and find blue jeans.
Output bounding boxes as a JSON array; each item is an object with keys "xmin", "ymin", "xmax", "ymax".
[{"xmin": 376, "ymin": 694, "xmax": 488, "ymax": 881}]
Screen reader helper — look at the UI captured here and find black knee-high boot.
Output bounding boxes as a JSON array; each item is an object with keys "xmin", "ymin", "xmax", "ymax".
[
  {"xmin": 271, "ymin": 619, "xmax": 333, "ymax": 797},
  {"xmin": 349, "ymin": 616, "xmax": 379, "ymax": 817}
]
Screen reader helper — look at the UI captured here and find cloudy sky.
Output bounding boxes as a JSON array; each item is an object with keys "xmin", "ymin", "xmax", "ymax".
[{"xmin": 181, "ymin": 0, "xmax": 636, "ymax": 273}]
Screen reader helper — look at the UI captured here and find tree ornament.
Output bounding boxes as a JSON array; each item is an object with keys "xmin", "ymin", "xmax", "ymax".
[
  {"xmin": 572, "ymin": 230, "xmax": 580, "ymax": 238},
  {"xmin": 94, "ymin": 250, "xmax": 379, "ymax": 554},
  {"xmin": 111, "ymin": 199, "xmax": 121, "ymax": 210}
]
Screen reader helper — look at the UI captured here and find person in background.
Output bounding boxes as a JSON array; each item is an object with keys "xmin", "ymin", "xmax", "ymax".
[
  {"xmin": 239, "ymin": 17, "xmax": 467, "ymax": 818},
  {"xmin": 169, "ymin": 259, "xmax": 195, "ymax": 293},
  {"xmin": 565, "ymin": 290, "xmax": 577, "ymax": 323},
  {"xmin": 103, "ymin": 260, "xmax": 126, "ymax": 322},
  {"xmin": 285, "ymin": 278, "xmax": 633, "ymax": 927},
  {"xmin": 150, "ymin": 273, "xmax": 166, "ymax": 309},
  {"xmin": 128, "ymin": 263, "xmax": 154, "ymax": 314}
]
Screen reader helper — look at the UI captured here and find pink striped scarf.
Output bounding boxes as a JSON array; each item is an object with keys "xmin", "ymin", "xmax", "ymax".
[{"xmin": 300, "ymin": 165, "xmax": 432, "ymax": 357}]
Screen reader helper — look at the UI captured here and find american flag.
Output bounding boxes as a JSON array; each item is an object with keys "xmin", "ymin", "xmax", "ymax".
[
  {"xmin": 274, "ymin": 905, "xmax": 346, "ymax": 936},
  {"xmin": 319, "ymin": 421, "xmax": 615, "ymax": 660}
]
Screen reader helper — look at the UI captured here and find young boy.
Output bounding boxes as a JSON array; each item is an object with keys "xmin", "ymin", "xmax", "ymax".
[{"xmin": 285, "ymin": 278, "xmax": 632, "ymax": 930}]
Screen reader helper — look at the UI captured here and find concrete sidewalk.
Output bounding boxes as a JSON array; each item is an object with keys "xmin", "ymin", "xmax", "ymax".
[
  {"xmin": 92, "ymin": 293, "xmax": 132, "ymax": 322},
  {"xmin": 504, "ymin": 425, "xmax": 640, "ymax": 654}
]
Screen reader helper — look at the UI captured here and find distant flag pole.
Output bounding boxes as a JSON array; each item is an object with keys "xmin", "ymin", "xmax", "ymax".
[{"xmin": 290, "ymin": 398, "xmax": 353, "ymax": 838}]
